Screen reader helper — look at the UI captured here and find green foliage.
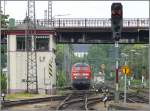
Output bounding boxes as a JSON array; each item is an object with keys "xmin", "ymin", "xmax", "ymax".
[
  {"xmin": 56, "ymin": 44, "xmax": 83, "ymax": 86},
  {"xmin": 0, "ymin": 11, "xmax": 9, "ymax": 28},
  {"xmin": 130, "ymin": 79, "xmax": 141, "ymax": 85},
  {"xmin": 0, "ymin": 73, "xmax": 7, "ymax": 93},
  {"xmin": 119, "ymin": 44, "xmax": 148, "ymax": 79},
  {"xmin": 56, "ymin": 71, "xmax": 66, "ymax": 87},
  {"xmin": 87, "ymin": 44, "xmax": 112, "ymax": 79},
  {"xmin": 56, "ymin": 44, "xmax": 64, "ymax": 70},
  {"xmin": 6, "ymin": 92, "xmax": 38, "ymax": 100},
  {"xmin": 71, "ymin": 55, "xmax": 85, "ymax": 64},
  {"xmin": 1, "ymin": 44, "xmax": 7, "ymax": 68},
  {"xmin": 87, "ymin": 44, "xmax": 148, "ymax": 80}
]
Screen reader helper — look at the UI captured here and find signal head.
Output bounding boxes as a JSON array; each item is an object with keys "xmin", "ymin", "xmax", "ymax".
[
  {"xmin": 111, "ymin": 3, "xmax": 123, "ymax": 41},
  {"xmin": 111, "ymin": 3, "xmax": 123, "ymax": 19}
]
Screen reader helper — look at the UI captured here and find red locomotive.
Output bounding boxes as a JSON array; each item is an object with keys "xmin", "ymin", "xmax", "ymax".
[{"xmin": 71, "ymin": 63, "xmax": 91, "ymax": 89}]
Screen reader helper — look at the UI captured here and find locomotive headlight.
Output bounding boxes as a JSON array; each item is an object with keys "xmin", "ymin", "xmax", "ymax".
[
  {"xmin": 83, "ymin": 73, "xmax": 88, "ymax": 76},
  {"xmin": 73, "ymin": 73, "xmax": 79, "ymax": 76}
]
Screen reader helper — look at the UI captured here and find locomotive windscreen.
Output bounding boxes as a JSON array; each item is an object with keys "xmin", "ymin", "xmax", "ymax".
[{"xmin": 74, "ymin": 63, "xmax": 89, "ymax": 67}]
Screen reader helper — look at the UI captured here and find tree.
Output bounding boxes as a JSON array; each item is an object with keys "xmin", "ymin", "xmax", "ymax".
[
  {"xmin": 87, "ymin": 44, "xmax": 112, "ymax": 79},
  {"xmin": 56, "ymin": 70, "xmax": 66, "ymax": 87},
  {"xmin": 87, "ymin": 44, "xmax": 148, "ymax": 80},
  {"xmin": 119, "ymin": 44, "xmax": 148, "ymax": 79},
  {"xmin": 1, "ymin": 11, "xmax": 9, "ymax": 93},
  {"xmin": 0, "ymin": 73, "xmax": 7, "ymax": 93},
  {"xmin": 1, "ymin": 11, "xmax": 9, "ymax": 69},
  {"xmin": 0, "ymin": 11, "xmax": 9, "ymax": 28},
  {"xmin": 1, "ymin": 45, "xmax": 7, "ymax": 68}
]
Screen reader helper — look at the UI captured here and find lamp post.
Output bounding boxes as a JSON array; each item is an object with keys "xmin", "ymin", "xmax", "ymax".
[
  {"xmin": 134, "ymin": 52, "xmax": 141, "ymax": 80},
  {"xmin": 121, "ymin": 53, "xmax": 128, "ymax": 104},
  {"xmin": 141, "ymin": 45, "xmax": 148, "ymax": 87},
  {"xmin": 130, "ymin": 49, "xmax": 136, "ymax": 80}
]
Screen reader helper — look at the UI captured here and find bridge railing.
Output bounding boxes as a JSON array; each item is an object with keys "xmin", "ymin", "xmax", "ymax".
[
  {"xmin": 15, "ymin": 18, "xmax": 149, "ymax": 28},
  {"xmin": 53, "ymin": 18, "xmax": 149, "ymax": 28}
]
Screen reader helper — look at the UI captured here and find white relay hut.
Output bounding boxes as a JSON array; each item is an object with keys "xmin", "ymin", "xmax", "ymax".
[{"xmin": 7, "ymin": 21, "xmax": 57, "ymax": 94}]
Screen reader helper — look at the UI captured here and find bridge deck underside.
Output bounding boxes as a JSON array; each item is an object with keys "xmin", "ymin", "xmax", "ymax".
[{"xmin": 56, "ymin": 27, "xmax": 149, "ymax": 44}]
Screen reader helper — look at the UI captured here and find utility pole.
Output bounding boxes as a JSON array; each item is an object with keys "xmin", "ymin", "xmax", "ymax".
[
  {"xmin": 149, "ymin": 1, "xmax": 150, "ymax": 105},
  {"xmin": 121, "ymin": 53, "xmax": 129, "ymax": 104},
  {"xmin": 124, "ymin": 55, "xmax": 128, "ymax": 104},
  {"xmin": 111, "ymin": 3, "xmax": 123, "ymax": 103},
  {"xmin": 26, "ymin": 0, "xmax": 38, "ymax": 93},
  {"xmin": 0, "ymin": 1, "xmax": 1, "ymax": 72},
  {"xmin": 48, "ymin": 0, "xmax": 52, "ymax": 26},
  {"xmin": 3, "ymin": 0, "xmax": 5, "ymax": 15},
  {"xmin": 44, "ymin": 10, "xmax": 47, "ymax": 26}
]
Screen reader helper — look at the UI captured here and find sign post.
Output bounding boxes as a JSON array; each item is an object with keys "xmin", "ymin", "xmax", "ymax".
[
  {"xmin": 121, "ymin": 65, "xmax": 130, "ymax": 104},
  {"xmin": 124, "ymin": 70, "xmax": 127, "ymax": 104}
]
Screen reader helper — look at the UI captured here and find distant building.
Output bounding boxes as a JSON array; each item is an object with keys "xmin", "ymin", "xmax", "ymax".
[
  {"xmin": 6, "ymin": 19, "xmax": 56, "ymax": 94},
  {"xmin": 94, "ymin": 71, "xmax": 105, "ymax": 84},
  {"xmin": 74, "ymin": 52, "xmax": 88, "ymax": 57}
]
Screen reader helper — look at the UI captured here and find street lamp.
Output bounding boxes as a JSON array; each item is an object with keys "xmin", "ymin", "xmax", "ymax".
[
  {"xmin": 141, "ymin": 45, "xmax": 148, "ymax": 87},
  {"xmin": 121, "ymin": 52, "xmax": 129, "ymax": 104},
  {"xmin": 130, "ymin": 49, "xmax": 136, "ymax": 80},
  {"xmin": 134, "ymin": 52, "xmax": 141, "ymax": 80},
  {"xmin": 121, "ymin": 52, "xmax": 129, "ymax": 66}
]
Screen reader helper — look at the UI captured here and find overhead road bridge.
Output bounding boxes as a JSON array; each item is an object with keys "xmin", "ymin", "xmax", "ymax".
[
  {"xmin": 52, "ymin": 18, "xmax": 149, "ymax": 44},
  {"xmin": 2, "ymin": 18, "xmax": 149, "ymax": 44}
]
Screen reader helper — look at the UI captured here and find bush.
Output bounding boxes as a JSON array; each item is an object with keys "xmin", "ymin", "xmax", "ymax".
[
  {"xmin": 0, "ymin": 73, "xmax": 7, "ymax": 93},
  {"xmin": 56, "ymin": 71, "xmax": 66, "ymax": 87}
]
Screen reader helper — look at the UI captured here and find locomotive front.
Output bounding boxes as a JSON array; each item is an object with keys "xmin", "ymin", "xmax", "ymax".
[{"xmin": 71, "ymin": 63, "xmax": 91, "ymax": 90}]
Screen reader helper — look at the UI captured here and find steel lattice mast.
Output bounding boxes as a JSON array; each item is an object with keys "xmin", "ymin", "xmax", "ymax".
[
  {"xmin": 26, "ymin": 0, "xmax": 38, "ymax": 93},
  {"xmin": 44, "ymin": 10, "xmax": 47, "ymax": 26},
  {"xmin": 48, "ymin": 0, "xmax": 52, "ymax": 26}
]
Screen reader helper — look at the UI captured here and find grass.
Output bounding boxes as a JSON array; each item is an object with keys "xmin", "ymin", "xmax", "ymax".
[
  {"xmin": 56, "ymin": 89, "xmax": 68, "ymax": 96},
  {"xmin": 6, "ymin": 92, "xmax": 40, "ymax": 100},
  {"xmin": 119, "ymin": 78, "xmax": 149, "ymax": 93}
]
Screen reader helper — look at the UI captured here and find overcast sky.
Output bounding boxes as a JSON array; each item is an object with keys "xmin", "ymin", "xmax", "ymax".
[{"xmin": 1, "ymin": 1, "xmax": 149, "ymax": 20}]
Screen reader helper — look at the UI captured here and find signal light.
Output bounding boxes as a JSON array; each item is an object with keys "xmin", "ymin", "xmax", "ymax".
[
  {"xmin": 112, "ymin": 10, "xmax": 122, "ymax": 16},
  {"xmin": 111, "ymin": 3, "xmax": 123, "ymax": 41}
]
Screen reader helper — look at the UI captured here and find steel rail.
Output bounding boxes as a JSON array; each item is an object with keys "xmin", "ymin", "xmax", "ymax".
[{"xmin": 1, "ymin": 95, "xmax": 66, "ymax": 108}]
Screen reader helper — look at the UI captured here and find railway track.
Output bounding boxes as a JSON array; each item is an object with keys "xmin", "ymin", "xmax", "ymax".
[
  {"xmin": 3, "ymin": 86, "xmax": 147, "ymax": 110},
  {"xmin": 1, "ymin": 95, "xmax": 66, "ymax": 108},
  {"xmin": 56, "ymin": 90, "xmax": 113, "ymax": 110},
  {"xmin": 127, "ymin": 94, "xmax": 149, "ymax": 104},
  {"xmin": 120, "ymin": 93, "xmax": 149, "ymax": 104},
  {"xmin": 56, "ymin": 92, "xmax": 90, "ymax": 110}
]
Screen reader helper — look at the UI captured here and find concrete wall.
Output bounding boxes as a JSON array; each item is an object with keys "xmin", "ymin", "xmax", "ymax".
[{"xmin": 8, "ymin": 34, "xmax": 56, "ymax": 94}]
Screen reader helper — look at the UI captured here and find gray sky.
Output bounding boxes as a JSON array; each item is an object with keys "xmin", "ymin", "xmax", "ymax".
[{"xmin": 1, "ymin": 1, "xmax": 149, "ymax": 20}]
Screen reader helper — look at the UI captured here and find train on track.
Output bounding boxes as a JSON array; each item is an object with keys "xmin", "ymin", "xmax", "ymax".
[{"xmin": 71, "ymin": 63, "xmax": 91, "ymax": 90}]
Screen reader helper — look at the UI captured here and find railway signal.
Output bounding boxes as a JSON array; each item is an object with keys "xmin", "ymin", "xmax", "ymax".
[
  {"xmin": 111, "ymin": 3, "xmax": 123, "ymax": 103},
  {"xmin": 111, "ymin": 3, "xmax": 123, "ymax": 41}
]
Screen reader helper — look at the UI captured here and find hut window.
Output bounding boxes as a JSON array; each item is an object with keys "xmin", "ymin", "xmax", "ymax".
[
  {"xmin": 36, "ymin": 36, "xmax": 49, "ymax": 51},
  {"xmin": 16, "ymin": 36, "xmax": 32, "ymax": 51},
  {"xmin": 16, "ymin": 36, "xmax": 25, "ymax": 51}
]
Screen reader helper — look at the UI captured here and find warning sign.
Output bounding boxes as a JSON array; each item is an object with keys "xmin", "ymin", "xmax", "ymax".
[{"xmin": 121, "ymin": 65, "xmax": 130, "ymax": 75}]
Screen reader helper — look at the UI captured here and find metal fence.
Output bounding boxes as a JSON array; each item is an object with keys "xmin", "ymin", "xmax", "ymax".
[{"xmin": 15, "ymin": 18, "xmax": 149, "ymax": 28}]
